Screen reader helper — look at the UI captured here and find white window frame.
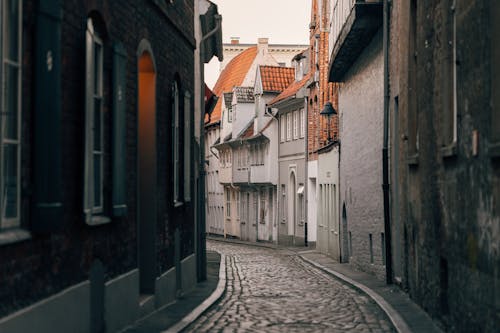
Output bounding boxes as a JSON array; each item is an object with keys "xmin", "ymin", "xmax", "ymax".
[
  {"xmin": 300, "ymin": 108, "xmax": 305, "ymax": 138},
  {"xmin": 280, "ymin": 114, "xmax": 285, "ymax": 142},
  {"xmin": 228, "ymin": 105, "xmax": 233, "ymax": 123},
  {"xmin": 1, "ymin": 0, "xmax": 23, "ymax": 228},
  {"xmin": 286, "ymin": 113, "xmax": 292, "ymax": 141},
  {"xmin": 84, "ymin": 17, "xmax": 105, "ymax": 220},
  {"xmin": 293, "ymin": 111, "xmax": 298, "ymax": 139}
]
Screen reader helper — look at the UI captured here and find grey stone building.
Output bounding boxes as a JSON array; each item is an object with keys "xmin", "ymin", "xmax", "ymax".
[
  {"xmin": 328, "ymin": 0, "xmax": 386, "ymax": 279},
  {"xmin": 388, "ymin": 0, "xmax": 500, "ymax": 331}
]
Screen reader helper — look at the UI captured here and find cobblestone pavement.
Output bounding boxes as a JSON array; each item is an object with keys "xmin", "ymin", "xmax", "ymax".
[{"xmin": 185, "ymin": 241, "xmax": 395, "ymax": 332}]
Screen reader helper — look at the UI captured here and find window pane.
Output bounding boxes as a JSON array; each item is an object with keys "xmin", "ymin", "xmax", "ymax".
[
  {"xmin": 93, "ymin": 154, "xmax": 101, "ymax": 207},
  {"xmin": 4, "ymin": 64, "xmax": 19, "ymax": 139},
  {"xmin": 5, "ymin": 0, "xmax": 20, "ymax": 62},
  {"xmin": 2, "ymin": 144, "xmax": 18, "ymax": 219},
  {"xmin": 93, "ymin": 98, "xmax": 101, "ymax": 150}
]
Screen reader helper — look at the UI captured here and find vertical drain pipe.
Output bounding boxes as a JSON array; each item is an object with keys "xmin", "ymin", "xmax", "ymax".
[
  {"xmin": 198, "ymin": 15, "xmax": 222, "ymax": 281},
  {"xmin": 382, "ymin": 0, "xmax": 393, "ymax": 284}
]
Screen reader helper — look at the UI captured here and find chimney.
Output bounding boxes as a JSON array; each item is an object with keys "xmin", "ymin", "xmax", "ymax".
[
  {"xmin": 230, "ymin": 37, "xmax": 240, "ymax": 44},
  {"xmin": 257, "ymin": 37, "xmax": 269, "ymax": 54}
]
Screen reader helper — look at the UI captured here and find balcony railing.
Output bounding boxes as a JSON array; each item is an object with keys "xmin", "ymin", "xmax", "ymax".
[
  {"xmin": 331, "ymin": 0, "xmax": 355, "ymax": 50},
  {"xmin": 328, "ymin": 0, "xmax": 383, "ymax": 81}
]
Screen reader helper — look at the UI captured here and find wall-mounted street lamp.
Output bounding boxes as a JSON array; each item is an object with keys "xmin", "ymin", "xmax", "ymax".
[{"xmin": 320, "ymin": 101, "xmax": 337, "ymax": 142}]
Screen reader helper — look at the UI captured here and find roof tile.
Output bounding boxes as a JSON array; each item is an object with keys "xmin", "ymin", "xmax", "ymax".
[
  {"xmin": 259, "ymin": 66, "xmax": 295, "ymax": 93},
  {"xmin": 268, "ymin": 72, "xmax": 312, "ymax": 105}
]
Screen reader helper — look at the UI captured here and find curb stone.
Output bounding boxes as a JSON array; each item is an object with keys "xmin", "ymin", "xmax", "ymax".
[
  {"xmin": 163, "ymin": 254, "xmax": 227, "ymax": 333},
  {"xmin": 298, "ymin": 254, "xmax": 412, "ymax": 333}
]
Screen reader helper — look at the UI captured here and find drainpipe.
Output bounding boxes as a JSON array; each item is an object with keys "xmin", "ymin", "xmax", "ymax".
[
  {"xmin": 382, "ymin": 0, "xmax": 393, "ymax": 284},
  {"xmin": 198, "ymin": 14, "xmax": 222, "ymax": 282}
]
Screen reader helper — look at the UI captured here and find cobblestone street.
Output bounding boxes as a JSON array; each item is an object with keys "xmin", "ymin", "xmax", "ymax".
[{"xmin": 185, "ymin": 241, "xmax": 395, "ymax": 332}]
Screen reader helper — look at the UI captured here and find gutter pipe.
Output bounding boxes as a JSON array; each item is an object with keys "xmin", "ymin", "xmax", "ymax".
[
  {"xmin": 198, "ymin": 14, "xmax": 222, "ymax": 282},
  {"xmin": 382, "ymin": 0, "xmax": 393, "ymax": 284}
]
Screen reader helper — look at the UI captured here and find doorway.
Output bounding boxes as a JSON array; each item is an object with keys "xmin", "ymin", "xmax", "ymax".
[{"xmin": 138, "ymin": 50, "xmax": 157, "ymax": 294}]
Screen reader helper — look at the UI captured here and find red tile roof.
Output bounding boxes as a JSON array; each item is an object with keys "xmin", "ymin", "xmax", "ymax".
[
  {"xmin": 259, "ymin": 66, "xmax": 295, "ymax": 93},
  {"xmin": 206, "ymin": 46, "xmax": 258, "ymax": 125},
  {"xmin": 268, "ymin": 72, "xmax": 312, "ymax": 105}
]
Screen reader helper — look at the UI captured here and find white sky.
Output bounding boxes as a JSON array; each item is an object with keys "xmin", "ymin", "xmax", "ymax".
[{"xmin": 205, "ymin": 0, "xmax": 312, "ymax": 89}]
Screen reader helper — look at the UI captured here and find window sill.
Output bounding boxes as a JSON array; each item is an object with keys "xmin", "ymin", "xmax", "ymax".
[
  {"xmin": 87, "ymin": 215, "xmax": 111, "ymax": 226},
  {"xmin": 0, "ymin": 228, "xmax": 32, "ymax": 247},
  {"xmin": 489, "ymin": 142, "xmax": 500, "ymax": 158},
  {"xmin": 406, "ymin": 153, "xmax": 419, "ymax": 166},
  {"xmin": 280, "ymin": 220, "xmax": 286, "ymax": 224},
  {"xmin": 441, "ymin": 143, "xmax": 457, "ymax": 159}
]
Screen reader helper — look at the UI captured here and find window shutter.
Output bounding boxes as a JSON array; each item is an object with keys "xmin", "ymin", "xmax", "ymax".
[
  {"xmin": 32, "ymin": 0, "xmax": 63, "ymax": 232},
  {"xmin": 112, "ymin": 42, "xmax": 127, "ymax": 217},
  {"xmin": 84, "ymin": 21, "xmax": 95, "ymax": 224}
]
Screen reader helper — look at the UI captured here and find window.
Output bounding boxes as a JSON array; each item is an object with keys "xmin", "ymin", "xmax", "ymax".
[
  {"xmin": 1, "ymin": 0, "xmax": 22, "ymax": 229},
  {"xmin": 172, "ymin": 81, "xmax": 181, "ymax": 203},
  {"xmin": 286, "ymin": 113, "xmax": 292, "ymax": 141},
  {"xmin": 236, "ymin": 191, "xmax": 240, "ymax": 218},
  {"xmin": 84, "ymin": 17, "xmax": 105, "ymax": 221},
  {"xmin": 293, "ymin": 111, "xmax": 299, "ymax": 139},
  {"xmin": 225, "ymin": 189, "xmax": 231, "ymax": 217},
  {"xmin": 300, "ymin": 108, "xmax": 305, "ymax": 138},
  {"xmin": 184, "ymin": 91, "xmax": 191, "ymax": 201},
  {"xmin": 259, "ymin": 190, "xmax": 266, "ymax": 224},
  {"xmin": 228, "ymin": 105, "xmax": 233, "ymax": 122},
  {"xmin": 281, "ymin": 185, "xmax": 286, "ymax": 222},
  {"xmin": 280, "ymin": 115, "xmax": 285, "ymax": 142},
  {"xmin": 491, "ymin": 0, "xmax": 500, "ymax": 156},
  {"xmin": 298, "ymin": 183, "xmax": 304, "ymax": 224}
]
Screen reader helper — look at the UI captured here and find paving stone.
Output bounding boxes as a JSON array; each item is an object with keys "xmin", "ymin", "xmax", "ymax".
[{"xmin": 185, "ymin": 241, "xmax": 395, "ymax": 332}]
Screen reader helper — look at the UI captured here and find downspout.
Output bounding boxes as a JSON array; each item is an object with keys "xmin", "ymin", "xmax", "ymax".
[
  {"xmin": 304, "ymin": 96, "xmax": 309, "ymax": 247},
  {"xmin": 382, "ymin": 0, "xmax": 393, "ymax": 284},
  {"xmin": 198, "ymin": 14, "xmax": 222, "ymax": 282}
]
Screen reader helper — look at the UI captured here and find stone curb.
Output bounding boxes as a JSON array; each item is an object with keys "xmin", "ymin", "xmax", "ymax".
[
  {"xmin": 206, "ymin": 236, "xmax": 278, "ymax": 249},
  {"xmin": 163, "ymin": 253, "xmax": 227, "ymax": 333},
  {"xmin": 298, "ymin": 254, "xmax": 412, "ymax": 333}
]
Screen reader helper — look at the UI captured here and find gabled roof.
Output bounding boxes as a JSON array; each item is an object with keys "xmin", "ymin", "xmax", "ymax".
[
  {"xmin": 233, "ymin": 87, "xmax": 255, "ymax": 103},
  {"xmin": 259, "ymin": 66, "xmax": 295, "ymax": 93},
  {"xmin": 268, "ymin": 72, "xmax": 312, "ymax": 106},
  {"xmin": 207, "ymin": 46, "xmax": 258, "ymax": 124}
]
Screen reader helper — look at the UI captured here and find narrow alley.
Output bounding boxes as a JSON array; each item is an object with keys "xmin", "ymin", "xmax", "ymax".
[{"xmin": 185, "ymin": 241, "xmax": 394, "ymax": 332}]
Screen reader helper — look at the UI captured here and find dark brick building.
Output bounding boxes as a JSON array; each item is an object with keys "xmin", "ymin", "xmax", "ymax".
[
  {"xmin": 390, "ymin": 0, "xmax": 499, "ymax": 331},
  {"xmin": 0, "ymin": 1, "xmax": 221, "ymax": 332}
]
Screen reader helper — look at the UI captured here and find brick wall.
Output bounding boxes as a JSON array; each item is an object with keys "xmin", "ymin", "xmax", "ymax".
[
  {"xmin": 307, "ymin": 0, "xmax": 338, "ymax": 161},
  {"xmin": 0, "ymin": 0, "xmax": 195, "ymax": 317}
]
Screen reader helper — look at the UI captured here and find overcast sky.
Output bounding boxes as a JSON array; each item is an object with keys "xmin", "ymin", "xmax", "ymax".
[{"xmin": 205, "ymin": 0, "xmax": 312, "ymax": 89}]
